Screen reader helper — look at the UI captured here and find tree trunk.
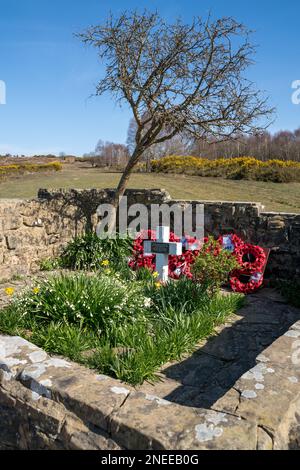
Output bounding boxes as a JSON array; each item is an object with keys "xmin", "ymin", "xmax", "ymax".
[
  {"xmin": 106, "ymin": 147, "xmax": 143, "ymax": 233},
  {"xmin": 146, "ymin": 153, "xmax": 152, "ymax": 173},
  {"xmin": 113, "ymin": 148, "xmax": 143, "ymax": 205}
]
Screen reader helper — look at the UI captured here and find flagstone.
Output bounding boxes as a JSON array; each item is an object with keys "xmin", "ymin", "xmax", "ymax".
[
  {"xmin": 0, "ymin": 335, "xmax": 47, "ymax": 378},
  {"xmin": 232, "ymin": 362, "xmax": 300, "ymax": 448},
  {"xmin": 109, "ymin": 391, "xmax": 257, "ymax": 450},
  {"xmin": 19, "ymin": 360, "xmax": 134, "ymax": 432}
]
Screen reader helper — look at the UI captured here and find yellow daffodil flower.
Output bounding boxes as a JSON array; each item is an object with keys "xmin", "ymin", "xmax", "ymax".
[{"xmin": 5, "ymin": 287, "xmax": 15, "ymax": 297}]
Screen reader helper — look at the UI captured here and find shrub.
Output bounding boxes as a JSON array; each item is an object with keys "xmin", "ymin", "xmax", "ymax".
[
  {"xmin": 60, "ymin": 232, "xmax": 105, "ymax": 270},
  {"xmin": 146, "ymin": 277, "xmax": 210, "ymax": 316},
  {"xmin": 0, "ymin": 161, "xmax": 62, "ymax": 179},
  {"xmin": 191, "ymin": 237, "xmax": 239, "ymax": 289},
  {"xmin": 59, "ymin": 232, "xmax": 133, "ymax": 271},
  {"xmin": 30, "ymin": 322, "xmax": 99, "ymax": 361},
  {"xmin": 151, "ymin": 155, "xmax": 300, "ymax": 182}
]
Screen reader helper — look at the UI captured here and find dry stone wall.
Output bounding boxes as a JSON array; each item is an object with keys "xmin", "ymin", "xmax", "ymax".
[
  {"xmin": 0, "ymin": 188, "xmax": 299, "ymax": 282},
  {"xmin": 1, "ymin": 323, "xmax": 300, "ymax": 450}
]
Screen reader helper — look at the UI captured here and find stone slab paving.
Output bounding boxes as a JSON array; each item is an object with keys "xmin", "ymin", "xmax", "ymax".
[
  {"xmin": 1, "ymin": 275, "xmax": 300, "ymax": 449},
  {"xmin": 0, "ymin": 334, "xmax": 258, "ymax": 450},
  {"xmin": 138, "ymin": 289, "xmax": 300, "ymax": 414}
]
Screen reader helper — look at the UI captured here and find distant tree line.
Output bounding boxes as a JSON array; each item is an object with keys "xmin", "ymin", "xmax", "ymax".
[
  {"xmin": 191, "ymin": 129, "xmax": 300, "ymax": 162},
  {"xmin": 83, "ymin": 140, "xmax": 129, "ymax": 168},
  {"xmin": 3, "ymin": 128, "xmax": 300, "ymax": 168},
  {"xmin": 83, "ymin": 125, "xmax": 300, "ymax": 171},
  {"xmin": 0, "ymin": 154, "xmax": 76, "ymax": 160}
]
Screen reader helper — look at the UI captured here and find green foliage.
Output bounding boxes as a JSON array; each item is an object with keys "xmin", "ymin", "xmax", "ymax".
[
  {"xmin": 0, "ymin": 306, "xmax": 27, "ymax": 336},
  {"xmin": 30, "ymin": 322, "xmax": 99, "ymax": 362},
  {"xmin": 12, "ymin": 273, "xmax": 148, "ymax": 333},
  {"xmin": 39, "ymin": 258, "xmax": 60, "ymax": 271},
  {"xmin": 192, "ymin": 237, "xmax": 239, "ymax": 289},
  {"xmin": 59, "ymin": 232, "xmax": 133, "ymax": 272},
  {"xmin": 232, "ymin": 165, "xmax": 300, "ymax": 183},
  {"xmin": 0, "ymin": 225, "xmax": 245, "ymax": 386},
  {"xmin": 59, "ymin": 232, "xmax": 104, "ymax": 270},
  {"xmin": 0, "ymin": 269, "xmax": 244, "ymax": 385},
  {"xmin": 145, "ymin": 277, "xmax": 210, "ymax": 316},
  {"xmin": 135, "ymin": 266, "xmax": 156, "ymax": 282},
  {"xmin": 87, "ymin": 288, "xmax": 244, "ymax": 384}
]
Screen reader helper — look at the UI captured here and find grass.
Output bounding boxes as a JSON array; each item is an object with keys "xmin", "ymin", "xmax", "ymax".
[
  {"xmin": 0, "ymin": 273, "xmax": 244, "ymax": 385},
  {"xmin": 0, "ymin": 165, "xmax": 299, "ymax": 213}
]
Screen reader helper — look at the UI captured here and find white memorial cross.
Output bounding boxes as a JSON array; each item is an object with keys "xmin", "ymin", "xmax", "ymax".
[{"xmin": 144, "ymin": 226, "xmax": 182, "ymax": 282}]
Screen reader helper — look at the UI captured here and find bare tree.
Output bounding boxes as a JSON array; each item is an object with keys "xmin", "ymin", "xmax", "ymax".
[
  {"xmin": 79, "ymin": 11, "xmax": 274, "ymax": 209},
  {"xmin": 88, "ymin": 140, "xmax": 129, "ymax": 167},
  {"xmin": 190, "ymin": 128, "xmax": 300, "ymax": 162},
  {"xmin": 127, "ymin": 117, "xmax": 191, "ymax": 170}
]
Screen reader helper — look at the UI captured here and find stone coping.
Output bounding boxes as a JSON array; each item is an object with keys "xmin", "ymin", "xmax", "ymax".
[
  {"xmin": 1, "ymin": 321, "xmax": 300, "ymax": 450},
  {"xmin": 260, "ymin": 211, "xmax": 300, "ymax": 217},
  {"xmin": 37, "ymin": 188, "xmax": 264, "ymax": 209}
]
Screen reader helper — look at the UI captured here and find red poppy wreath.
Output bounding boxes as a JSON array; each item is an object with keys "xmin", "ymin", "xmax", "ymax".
[
  {"xmin": 234, "ymin": 243, "xmax": 266, "ymax": 273},
  {"xmin": 229, "ymin": 270, "xmax": 264, "ymax": 294}
]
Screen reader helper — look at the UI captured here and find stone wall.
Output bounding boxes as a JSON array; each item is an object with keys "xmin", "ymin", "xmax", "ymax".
[
  {"xmin": 0, "ymin": 196, "xmax": 87, "ymax": 281},
  {"xmin": 1, "ymin": 327, "xmax": 300, "ymax": 450},
  {"xmin": 0, "ymin": 188, "xmax": 299, "ymax": 282},
  {"xmin": 0, "ymin": 189, "xmax": 171, "ymax": 281}
]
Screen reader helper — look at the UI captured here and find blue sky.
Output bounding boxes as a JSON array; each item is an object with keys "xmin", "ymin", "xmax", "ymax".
[{"xmin": 0, "ymin": 0, "xmax": 300, "ymax": 156}]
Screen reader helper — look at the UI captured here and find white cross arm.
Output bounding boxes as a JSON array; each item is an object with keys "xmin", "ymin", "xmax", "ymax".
[{"xmin": 143, "ymin": 241, "xmax": 182, "ymax": 256}]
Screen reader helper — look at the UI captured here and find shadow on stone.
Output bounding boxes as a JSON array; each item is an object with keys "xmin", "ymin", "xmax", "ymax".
[{"xmin": 158, "ymin": 292, "xmax": 300, "ymax": 409}]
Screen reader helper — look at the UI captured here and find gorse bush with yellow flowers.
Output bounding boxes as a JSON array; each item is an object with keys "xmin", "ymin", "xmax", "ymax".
[
  {"xmin": 151, "ymin": 156, "xmax": 300, "ymax": 182},
  {"xmin": 0, "ymin": 161, "xmax": 62, "ymax": 179}
]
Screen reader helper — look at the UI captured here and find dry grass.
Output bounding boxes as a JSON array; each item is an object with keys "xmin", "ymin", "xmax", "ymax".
[{"xmin": 0, "ymin": 165, "xmax": 299, "ymax": 213}]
